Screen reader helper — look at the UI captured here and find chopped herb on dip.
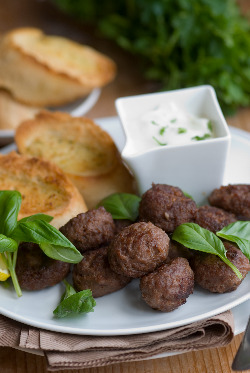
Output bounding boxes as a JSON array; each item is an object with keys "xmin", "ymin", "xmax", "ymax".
[{"xmin": 139, "ymin": 102, "xmax": 214, "ymax": 149}]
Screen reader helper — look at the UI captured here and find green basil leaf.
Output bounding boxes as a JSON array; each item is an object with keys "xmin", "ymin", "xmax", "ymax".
[
  {"xmin": 217, "ymin": 221, "xmax": 250, "ymax": 261},
  {"xmin": 61, "ymin": 280, "xmax": 76, "ymax": 302},
  {"xmin": 0, "ymin": 234, "xmax": 18, "ymax": 253},
  {"xmin": 18, "ymin": 214, "xmax": 54, "ymax": 223},
  {"xmin": 97, "ymin": 193, "xmax": 141, "ymax": 221},
  {"xmin": 53, "ymin": 289, "xmax": 96, "ymax": 318},
  {"xmin": 10, "ymin": 220, "xmax": 75, "ymax": 248},
  {"xmin": 0, "ymin": 191, "xmax": 22, "ymax": 236},
  {"xmin": 172, "ymin": 223, "xmax": 243, "ymax": 279},
  {"xmin": 182, "ymin": 191, "xmax": 194, "ymax": 200},
  {"xmin": 40, "ymin": 243, "xmax": 83, "ymax": 264}
]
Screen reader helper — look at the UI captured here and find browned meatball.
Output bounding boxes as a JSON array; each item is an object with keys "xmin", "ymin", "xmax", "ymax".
[
  {"xmin": 195, "ymin": 205, "xmax": 237, "ymax": 233},
  {"xmin": 209, "ymin": 184, "xmax": 250, "ymax": 220},
  {"xmin": 73, "ymin": 246, "xmax": 131, "ymax": 297},
  {"xmin": 168, "ymin": 240, "xmax": 193, "ymax": 261},
  {"xmin": 139, "ymin": 183, "xmax": 197, "ymax": 233},
  {"xmin": 191, "ymin": 242, "xmax": 250, "ymax": 293},
  {"xmin": 114, "ymin": 219, "xmax": 132, "ymax": 234},
  {"xmin": 59, "ymin": 206, "xmax": 116, "ymax": 253},
  {"xmin": 16, "ymin": 242, "xmax": 70, "ymax": 291},
  {"xmin": 108, "ymin": 222, "xmax": 170, "ymax": 278},
  {"xmin": 140, "ymin": 257, "xmax": 194, "ymax": 312}
]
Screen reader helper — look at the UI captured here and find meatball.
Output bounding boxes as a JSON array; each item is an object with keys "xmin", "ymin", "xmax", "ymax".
[
  {"xmin": 114, "ymin": 219, "xmax": 132, "ymax": 234},
  {"xmin": 73, "ymin": 247, "xmax": 131, "ymax": 297},
  {"xmin": 59, "ymin": 206, "xmax": 116, "ymax": 253},
  {"xmin": 16, "ymin": 242, "xmax": 70, "ymax": 291},
  {"xmin": 191, "ymin": 242, "xmax": 250, "ymax": 293},
  {"xmin": 139, "ymin": 183, "xmax": 197, "ymax": 233},
  {"xmin": 140, "ymin": 257, "xmax": 194, "ymax": 312},
  {"xmin": 108, "ymin": 221, "xmax": 170, "ymax": 278},
  {"xmin": 209, "ymin": 184, "xmax": 250, "ymax": 220},
  {"xmin": 168, "ymin": 240, "xmax": 193, "ymax": 261},
  {"xmin": 195, "ymin": 205, "xmax": 237, "ymax": 233}
]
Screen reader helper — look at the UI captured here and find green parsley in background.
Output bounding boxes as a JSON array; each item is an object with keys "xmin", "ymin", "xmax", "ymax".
[{"xmin": 52, "ymin": 0, "xmax": 250, "ymax": 114}]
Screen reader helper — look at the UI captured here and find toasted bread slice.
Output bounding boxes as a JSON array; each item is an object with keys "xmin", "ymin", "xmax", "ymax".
[
  {"xmin": 0, "ymin": 152, "xmax": 87, "ymax": 228},
  {"xmin": 0, "ymin": 28, "xmax": 116, "ymax": 106},
  {"xmin": 15, "ymin": 111, "xmax": 138, "ymax": 209},
  {"xmin": 0, "ymin": 89, "xmax": 40, "ymax": 130},
  {"xmin": 70, "ymin": 162, "xmax": 138, "ymax": 209},
  {"xmin": 16, "ymin": 111, "xmax": 118, "ymax": 177}
]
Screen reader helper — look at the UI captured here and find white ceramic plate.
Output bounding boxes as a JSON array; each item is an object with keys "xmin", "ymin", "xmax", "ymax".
[
  {"xmin": 0, "ymin": 117, "xmax": 249, "ymax": 336},
  {"xmin": 0, "ymin": 88, "xmax": 101, "ymax": 146}
]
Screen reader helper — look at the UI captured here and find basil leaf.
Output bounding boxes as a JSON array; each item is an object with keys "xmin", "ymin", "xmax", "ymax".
[
  {"xmin": 53, "ymin": 289, "xmax": 96, "ymax": 318},
  {"xmin": 40, "ymin": 243, "xmax": 83, "ymax": 264},
  {"xmin": 182, "ymin": 191, "xmax": 194, "ymax": 200},
  {"xmin": 0, "ymin": 234, "xmax": 18, "ymax": 253},
  {"xmin": 18, "ymin": 214, "xmax": 54, "ymax": 223},
  {"xmin": 11, "ymin": 220, "xmax": 75, "ymax": 248},
  {"xmin": 98, "ymin": 193, "xmax": 141, "ymax": 221},
  {"xmin": 172, "ymin": 223, "xmax": 243, "ymax": 279},
  {"xmin": 61, "ymin": 280, "xmax": 76, "ymax": 302},
  {"xmin": 0, "ymin": 191, "xmax": 22, "ymax": 236},
  {"xmin": 217, "ymin": 221, "xmax": 250, "ymax": 261}
]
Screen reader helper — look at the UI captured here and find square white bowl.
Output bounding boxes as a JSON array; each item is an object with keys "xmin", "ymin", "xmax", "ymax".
[{"xmin": 115, "ymin": 85, "xmax": 231, "ymax": 205}]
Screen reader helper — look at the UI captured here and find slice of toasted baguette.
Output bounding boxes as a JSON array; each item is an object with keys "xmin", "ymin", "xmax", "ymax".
[
  {"xmin": 15, "ymin": 111, "xmax": 138, "ymax": 209},
  {"xmin": 70, "ymin": 163, "xmax": 138, "ymax": 209},
  {"xmin": 16, "ymin": 111, "xmax": 119, "ymax": 177},
  {"xmin": 0, "ymin": 28, "xmax": 116, "ymax": 106},
  {"xmin": 0, "ymin": 89, "xmax": 40, "ymax": 130},
  {"xmin": 0, "ymin": 152, "xmax": 87, "ymax": 228}
]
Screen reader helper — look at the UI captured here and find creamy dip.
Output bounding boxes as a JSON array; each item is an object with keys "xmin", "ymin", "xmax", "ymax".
[{"xmin": 138, "ymin": 102, "xmax": 214, "ymax": 149}]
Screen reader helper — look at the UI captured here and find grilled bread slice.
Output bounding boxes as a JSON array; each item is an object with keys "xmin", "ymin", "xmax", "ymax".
[
  {"xmin": 16, "ymin": 111, "xmax": 119, "ymax": 177},
  {"xmin": 0, "ymin": 89, "xmax": 40, "ymax": 130},
  {"xmin": 15, "ymin": 111, "xmax": 137, "ymax": 209},
  {"xmin": 0, "ymin": 28, "xmax": 116, "ymax": 106},
  {"xmin": 0, "ymin": 151, "xmax": 87, "ymax": 228}
]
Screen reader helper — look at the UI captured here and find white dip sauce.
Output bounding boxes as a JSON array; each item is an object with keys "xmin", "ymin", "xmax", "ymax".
[{"xmin": 139, "ymin": 102, "xmax": 214, "ymax": 149}]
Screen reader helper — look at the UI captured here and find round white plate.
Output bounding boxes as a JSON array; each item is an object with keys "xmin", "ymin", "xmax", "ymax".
[
  {"xmin": 0, "ymin": 88, "xmax": 101, "ymax": 146},
  {"xmin": 0, "ymin": 117, "xmax": 249, "ymax": 336}
]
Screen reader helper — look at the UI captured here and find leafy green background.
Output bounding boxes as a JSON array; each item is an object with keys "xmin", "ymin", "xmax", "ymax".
[{"xmin": 52, "ymin": 0, "xmax": 250, "ymax": 114}]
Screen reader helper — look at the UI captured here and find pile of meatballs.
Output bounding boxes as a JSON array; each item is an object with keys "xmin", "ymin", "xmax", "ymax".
[{"xmin": 16, "ymin": 183, "xmax": 250, "ymax": 313}]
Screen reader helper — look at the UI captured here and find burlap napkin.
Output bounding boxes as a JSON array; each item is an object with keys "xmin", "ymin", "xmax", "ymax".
[{"xmin": 0, "ymin": 311, "xmax": 234, "ymax": 370}]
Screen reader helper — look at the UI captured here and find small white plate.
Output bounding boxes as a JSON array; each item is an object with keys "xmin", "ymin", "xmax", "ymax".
[
  {"xmin": 0, "ymin": 117, "xmax": 249, "ymax": 337},
  {"xmin": 0, "ymin": 88, "xmax": 101, "ymax": 146}
]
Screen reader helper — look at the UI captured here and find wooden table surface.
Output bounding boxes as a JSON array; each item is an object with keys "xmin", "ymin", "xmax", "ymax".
[{"xmin": 0, "ymin": 1, "xmax": 250, "ymax": 372}]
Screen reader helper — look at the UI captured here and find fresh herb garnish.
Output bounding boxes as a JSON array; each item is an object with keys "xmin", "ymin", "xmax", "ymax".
[
  {"xmin": 172, "ymin": 223, "xmax": 243, "ymax": 279},
  {"xmin": 170, "ymin": 118, "xmax": 177, "ymax": 123},
  {"xmin": 152, "ymin": 136, "xmax": 167, "ymax": 146},
  {"xmin": 217, "ymin": 221, "xmax": 250, "ymax": 261},
  {"xmin": 11, "ymin": 220, "xmax": 82, "ymax": 264},
  {"xmin": 52, "ymin": 0, "xmax": 250, "ymax": 112},
  {"xmin": 151, "ymin": 120, "xmax": 159, "ymax": 126},
  {"xmin": 159, "ymin": 126, "xmax": 167, "ymax": 135},
  {"xmin": 0, "ymin": 190, "xmax": 83, "ymax": 297},
  {"xmin": 178, "ymin": 127, "xmax": 187, "ymax": 134},
  {"xmin": 98, "ymin": 193, "xmax": 141, "ymax": 221},
  {"xmin": 182, "ymin": 191, "xmax": 194, "ymax": 200},
  {"xmin": 191, "ymin": 133, "xmax": 211, "ymax": 141},
  {"xmin": 53, "ymin": 280, "xmax": 96, "ymax": 318}
]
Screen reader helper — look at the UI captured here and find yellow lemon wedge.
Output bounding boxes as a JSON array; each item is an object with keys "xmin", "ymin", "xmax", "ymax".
[{"xmin": 0, "ymin": 254, "xmax": 10, "ymax": 281}]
